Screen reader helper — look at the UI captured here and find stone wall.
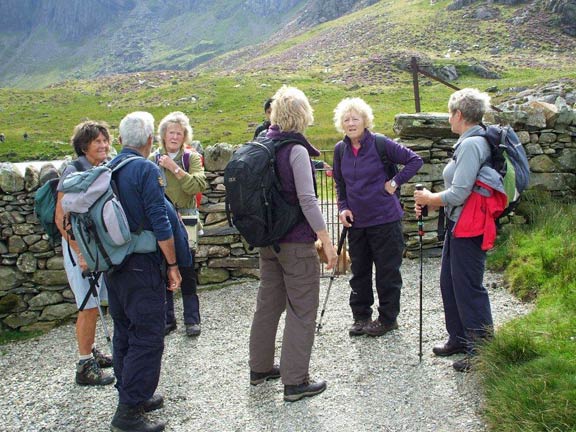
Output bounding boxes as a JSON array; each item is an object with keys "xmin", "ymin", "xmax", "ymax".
[
  {"xmin": 1, "ymin": 104, "xmax": 575, "ymax": 331},
  {"xmin": 395, "ymin": 103, "xmax": 576, "ymax": 257}
]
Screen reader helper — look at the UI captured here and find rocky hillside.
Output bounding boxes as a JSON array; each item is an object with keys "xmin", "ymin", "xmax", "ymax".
[
  {"xmin": 200, "ymin": 0, "xmax": 575, "ymax": 89},
  {"xmin": 0, "ymin": 0, "xmax": 373, "ymax": 88},
  {"xmin": 0, "ymin": 0, "xmax": 574, "ymax": 89}
]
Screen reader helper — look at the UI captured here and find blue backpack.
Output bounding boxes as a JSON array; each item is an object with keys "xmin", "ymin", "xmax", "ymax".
[
  {"xmin": 34, "ymin": 160, "xmax": 83, "ymax": 244},
  {"xmin": 475, "ymin": 124, "xmax": 531, "ymax": 217},
  {"xmin": 60, "ymin": 155, "xmax": 157, "ymax": 272}
]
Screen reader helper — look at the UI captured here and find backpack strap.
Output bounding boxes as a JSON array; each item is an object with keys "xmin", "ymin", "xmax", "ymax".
[
  {"xmin": 72, "ymin": 159, "xmax": 84, "ymax": 172},
  {"xmin": 182, "ymin": 150, "xmax": 191, "ymax": 172},
  {"xmin": 108, "ymin": 154, "xmax": 142, "ymax": 172}
]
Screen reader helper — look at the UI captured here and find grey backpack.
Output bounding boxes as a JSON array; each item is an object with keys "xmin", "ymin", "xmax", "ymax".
[{"xmin": 60, "ymin": 155, "xmax": 157, "ymax": 272}]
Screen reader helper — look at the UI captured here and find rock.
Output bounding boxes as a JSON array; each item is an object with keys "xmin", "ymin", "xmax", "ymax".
[
  {"xmin": 0, "ymin": 267, "xmax": 27, "ymax": 292},
  {"xmin": 529, "ymin": 155, "xmax": 557, "ymax": 173},
  {"xmin": 393, "ymin": 113, "xmax": 456, "ymax": 139},
  {"xmin": 204, "ymin": 143, "xmax": 235, "ymax": 171},
  {"xmin": 28, "ymin": 291, "xmax": 64, "ymax": 309},
  {"xmin": 530, "ymin": 172, "xmax": 576, "ymax": 190},
  {"xmin": 24, "ymin": 165, "xmax": 41, "ymax": 192},
  {"xmin": 20, "ymin": 320, "xmax": 57, "ymax": 332},
  {"xmin": 0, "ymin": 164, "xmax": 25, "ymax": 192},
  {"xmin": 557, "ymin": 148, "xmax": 576, "ymax": 171},
  {"xmin": 17, "ymin": 252, "xmax": 37, "ymax": 273},
  {"xmin": 198, "ymin": 267, "xmax": 229, "ymax": 284},
  {"xmin": 2, "ymin": 311, "xmax": 40, "ymax": 329},
  {"xmin": 39, "ymin": 303, "xmax": 77, "ymax": 321},
  {"xmin": 208, "ymin": 257, "xmax": 259, "ymax": 269},
  {"xmin": 0, "ymin": 293, "xmax": 23, "ymax": 314},
  {"xmin": 32, "ymin": 270, "xmax": 69, "ymax": 286}
]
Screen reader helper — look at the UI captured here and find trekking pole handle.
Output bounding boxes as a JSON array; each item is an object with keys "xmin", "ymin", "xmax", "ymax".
[
  {"xmin": 337, "ymin": 226, "xmax": 348, "ymax": 256},
  {"xmin": 415, "ymin": 183, "xmax": 428, "ymax": 223}
]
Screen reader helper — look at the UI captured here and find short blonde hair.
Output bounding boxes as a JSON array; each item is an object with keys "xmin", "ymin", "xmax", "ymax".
[
  {"xmin": 448, "ymin": 88, "xmax": 491, "ymax": 124},
  {"xmin": 270, "ymin": 85, "xmax": 314, "ymax": 134},
  {"xmin": 333, "ymin": 97, "xmax": 374, "ymax": 134},
  {"xmin": 157, "ymin": 111, "xmax": 193, "ymax": 149}
]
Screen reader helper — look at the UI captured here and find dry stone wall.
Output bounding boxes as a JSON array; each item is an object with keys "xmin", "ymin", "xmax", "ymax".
[
  {"xmin": 396, "ymin": 103, "xmax": 576, "ymax": 257},
  {"xmin": 1, "ymin": 105, "xmax": 575, "ymax": 331}
]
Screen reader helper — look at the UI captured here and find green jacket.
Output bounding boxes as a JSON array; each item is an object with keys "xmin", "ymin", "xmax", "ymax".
[{"xmin": 149, "ymin": 147, "xmax": 207, "ymax": 211}]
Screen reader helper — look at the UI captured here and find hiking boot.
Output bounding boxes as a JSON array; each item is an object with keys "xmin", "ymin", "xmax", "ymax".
[
  {"xmin": 164, "ymin": 321, "xmax": 177, "ymax": 336},
  {"xmin": 110, "ymin": 403, "xmax": 165, "ymax": 432},
  {"xmin": 141, "ymin": 394, "xmax": 164, "ymax": 413},
  {"xmin": 76, "ymin": 357, "xmax": 114, "ymax": 386},
  {"xmin": 364, "ymin": 319, "xmax": 399, "ymax": 337},
  {"xmin": 185, "ymin": 323, "xmax": 201, "ymax": 337},
  {"xmin": 284, "ymin": 378, "xmax": 327, "ymax": 402},
  {"xmin": 432, "ymin": 341, "xmax": 467, "ymax": 357},
  {"xmin": 92, "ymin": 346, "xmax": 113, "ymax": 368},
  {"xmin": 348, "ymin": 318, "xmax": 371, "ymax": 336},
  {"xmin": 453, "ymin": 356, "xmax": 473, "ymax": 373},
  {"xmin": 250, "ymin": 365, "xmax": 281, "ymax": 386}
]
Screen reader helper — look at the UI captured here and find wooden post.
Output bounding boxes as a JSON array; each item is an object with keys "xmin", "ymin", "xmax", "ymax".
[{"xmin": 411, "ymin": 57, "xmax": 421, "ymax": 113}]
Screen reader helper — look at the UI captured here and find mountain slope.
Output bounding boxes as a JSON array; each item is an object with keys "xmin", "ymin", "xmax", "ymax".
[
  {"xmin": 0, "ymin": 0, "xmax": 374, "ymax": 88},
  {"xmin": 201, "ymin": 0, "xmax": 576, "ymax": 88}
]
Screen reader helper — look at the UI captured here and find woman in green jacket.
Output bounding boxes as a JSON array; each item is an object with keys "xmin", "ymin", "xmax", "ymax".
[{"xmin": 150, "ymin": 111, "xmax": 207, "ymax": 337}]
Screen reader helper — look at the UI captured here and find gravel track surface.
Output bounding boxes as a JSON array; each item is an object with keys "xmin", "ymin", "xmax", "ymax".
[{"xmin": 0, "ymin": 256, "xmax": 530, "ymax": 432}]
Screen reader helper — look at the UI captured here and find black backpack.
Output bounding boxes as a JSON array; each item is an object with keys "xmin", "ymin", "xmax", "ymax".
[
  {"xmin": 335, "ymin": 133, "xmax": 400, "ymax": 199},
  {"xmin": 224, "ymin": 137, "xmax": 304, "ymax": 251}
]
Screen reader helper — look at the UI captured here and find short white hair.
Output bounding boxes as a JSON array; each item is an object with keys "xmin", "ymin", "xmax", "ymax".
[
  {"xmin": 333, "ymin": 97, "xmax": 374, "ymax": 134},
  {"xmin": 119, "ymin": 111, "xmax": 155, "ymax": 148},
  {"xmin": 448, "ymin": 88, "xmax": 491, "ymax": 124},
  {"xmin": 157, "ymin": 111, "xmax": 193, "ymax": 149}
]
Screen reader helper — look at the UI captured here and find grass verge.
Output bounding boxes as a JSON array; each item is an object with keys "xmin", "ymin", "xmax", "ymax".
[{"xmin": 482, "ymin": 194, "xmax": 576, "ymax": 432}]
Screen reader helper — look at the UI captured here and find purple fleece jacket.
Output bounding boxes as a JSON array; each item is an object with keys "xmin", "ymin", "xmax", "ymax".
[{"xmin": 333, "ymin": 129, "xmax": 423, "ymax": 228}]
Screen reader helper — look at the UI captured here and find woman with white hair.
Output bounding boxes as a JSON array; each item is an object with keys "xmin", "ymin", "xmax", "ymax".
[
  {"xmin": 248, "ymin": 85, "xmax": 337, "ymax": 402},
  {"xmin": 150, "ymin": 111, "xmax": 206, "ymax": 337},
  {"xmin": 332, "ymin": 97, "xmax": 423, "ymax": 338},
  {"xmin": 414, "ymin": 88, "xmax": 497, "ymax": 372}
]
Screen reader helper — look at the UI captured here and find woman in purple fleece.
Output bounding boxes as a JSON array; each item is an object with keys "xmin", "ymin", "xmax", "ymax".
[{"xmin": 332, "ymin": 98, "xmax": 423, "ymax": 337}]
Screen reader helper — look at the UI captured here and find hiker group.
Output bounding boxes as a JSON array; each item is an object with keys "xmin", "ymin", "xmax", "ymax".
[{"xmin": 38, "ymin": 85, "xmax": 529, "ymax": 432}]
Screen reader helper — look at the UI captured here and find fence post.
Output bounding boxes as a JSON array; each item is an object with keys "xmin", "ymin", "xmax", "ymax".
[{"xmin": 411, "ymin": 57, "xmax": 421, "ymax": 113}]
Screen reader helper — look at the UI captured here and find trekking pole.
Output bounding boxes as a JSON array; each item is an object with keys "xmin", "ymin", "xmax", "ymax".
[
  {"xmin": 415, "ymin": 184, "xmax": 428, "ymax": 362},
  {"xmin": 316, "ymin": 222, "xmax": 350, "ymax": 335},
  {"xmin": 84, "ymin": 271, "xmax": 113, "ymax": 354}
]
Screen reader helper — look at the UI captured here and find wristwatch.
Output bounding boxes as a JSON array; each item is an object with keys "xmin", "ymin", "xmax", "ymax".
[
  {"xmin": 174, "ymin": 167, "xmax": 180, "ymax": 175},
  {"xmin": 390, "ymin": 179, "xmax": 398, "ymax": 189}
]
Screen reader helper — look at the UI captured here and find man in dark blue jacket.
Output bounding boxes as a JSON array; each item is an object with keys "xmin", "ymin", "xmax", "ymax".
[{"xmin": 106, "ymin": 111, "xmax": 181, "ymax": 432}]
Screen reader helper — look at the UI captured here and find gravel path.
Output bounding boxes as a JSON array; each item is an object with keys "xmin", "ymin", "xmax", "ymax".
[{"xmin": 0, "ymin": 256, "xmax": 530, "ymax": 432}]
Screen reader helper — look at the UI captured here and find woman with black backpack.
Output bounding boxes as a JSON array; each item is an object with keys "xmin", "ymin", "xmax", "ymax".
[{"xmin": 248, "ymin": 85, "xmax": 338, "ymax": 402}]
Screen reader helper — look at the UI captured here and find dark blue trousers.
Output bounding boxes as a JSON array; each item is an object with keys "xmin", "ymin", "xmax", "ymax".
[
  {"xmin": 106, "ymin": 254, "xmax": 165, "ymax": 406},
  {"xmin": 348, "ymin": 220, "xmax": 405, "ymax": 324},
  {"xmin": 440, "ymin": 219, "xmax": 493, "ymax": 353},
  {"xmin": 166, "ymin": 265, "xmax": 200, "ymax": 325}
]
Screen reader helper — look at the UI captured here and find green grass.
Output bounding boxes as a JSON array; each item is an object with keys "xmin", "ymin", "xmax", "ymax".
[
  {"xmin": 482, "ymin": 196, "xmax": 576, "ymax": 432},
  {"xmin": 0, "ymin": 329, "xmax": 43, "ymax": 346},
  {"xmin": 2, "ymin": 65, "xmax": 575, "ymax": 163}
]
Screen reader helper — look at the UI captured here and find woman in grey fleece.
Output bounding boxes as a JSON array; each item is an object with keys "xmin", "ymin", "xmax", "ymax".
[{"xmin": 414, "ymin": 88, "xmax": 496, "ymax": 373}]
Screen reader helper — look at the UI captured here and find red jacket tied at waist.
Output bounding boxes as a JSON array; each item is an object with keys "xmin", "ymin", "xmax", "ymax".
[{"xmin": 453, "ymin": 180, "xmax": 508, "ymax": 251}]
